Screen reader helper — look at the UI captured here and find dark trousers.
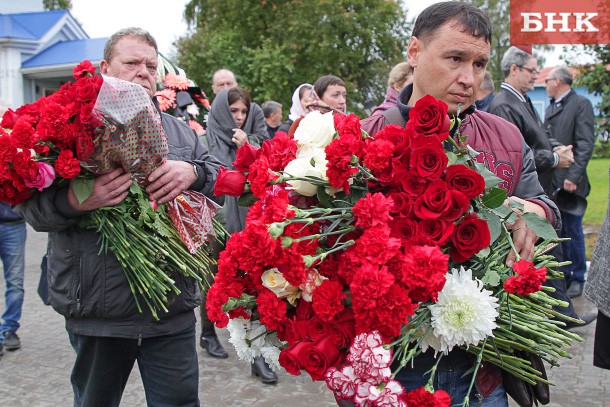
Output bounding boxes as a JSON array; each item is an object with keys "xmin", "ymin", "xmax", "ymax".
[
  {"xmin": 560, "ymin": 211, "xmax": 588, "ymax": 284},
  {"xmin": 545, "ymin": 244, "xmax": 578, "ymax": 318},
  {"xmin": 68, "ymin": 326, "xmax": 199, "ymax": 407},
  {"xmin": 594, "ymin": 310, "xmax": 610, "ymax": 369}
]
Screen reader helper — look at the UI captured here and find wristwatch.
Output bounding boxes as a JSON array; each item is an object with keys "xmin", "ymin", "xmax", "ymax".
[{"xmin": 192, "ymin": 163, "xmax": 200, "ymax": 180}]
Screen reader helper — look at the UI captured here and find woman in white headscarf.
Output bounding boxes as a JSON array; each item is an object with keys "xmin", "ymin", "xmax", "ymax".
[{"xmin": 278, "ymin": 83, "xmax": 317, "ymax": 134}]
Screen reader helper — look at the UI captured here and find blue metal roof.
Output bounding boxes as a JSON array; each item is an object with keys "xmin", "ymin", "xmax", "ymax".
[
  {"xmin": 0, "ymin": 10, "xmax": 67, "ymax": 40},
  {"xmin": 22, "ymin": 37, "xmax": 107, "ymax": 68}
]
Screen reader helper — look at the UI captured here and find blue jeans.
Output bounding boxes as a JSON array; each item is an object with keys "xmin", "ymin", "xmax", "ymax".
[
  {"xmin": 0, "ymin": 221, "xmax": 26, "ymax": 340},
  {"xmin": 68, "ymin": 326, "xmax": 200, "ymax": 407},
  {"xmin": 394, "ymin": 351, "xmax": 508, "ymax": 406},
  {"xmin": 560, "ymin": 211, "xmax": 587, "ymax": 284}
]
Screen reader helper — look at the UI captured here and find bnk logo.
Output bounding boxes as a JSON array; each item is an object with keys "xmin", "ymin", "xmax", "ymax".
[{"xmin": 510, "ymin": 0, "xmax": 610, "ymax": 44}]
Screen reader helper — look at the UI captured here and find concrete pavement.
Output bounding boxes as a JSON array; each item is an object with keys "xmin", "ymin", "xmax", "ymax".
[{"xmin": 0, "ymin": 226, "xmax": 607, "ymax": 406}]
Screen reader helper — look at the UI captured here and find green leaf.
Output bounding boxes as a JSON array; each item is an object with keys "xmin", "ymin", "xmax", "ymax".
[
  {"xmin": 237, "ymin": 191, "xmax": 258, "ymax": 207},
  {"xmin": 481, "ymin": 268, "xmax": 501, "ymax": 287},
  {"xmin": 475, "ymin": 162, "xmax": 502, "ymax": 189},
  {"xmin": 482, "ymin": 187, "xmax": 507, "ymax": 209},
  {"xmin": 72, "ymin": 177, "xmax": 95, "ymax": 204},
  {"xmin": 317, "ymin": 185, "xmax": 335, "ymax": 208},
  {"xmin": 521, "ymin": 212, "xmax": 559, "ymax": 240},
  {"xmin": 478, "ymin": 207, "xmax": 503, "ymax": 243}
]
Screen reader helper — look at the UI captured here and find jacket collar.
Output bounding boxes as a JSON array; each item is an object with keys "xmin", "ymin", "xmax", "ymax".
[{"xmin": 396, "ymin": 83, "xmax": 475, "ymax": 123}]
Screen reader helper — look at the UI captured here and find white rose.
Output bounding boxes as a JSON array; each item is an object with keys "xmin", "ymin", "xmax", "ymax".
[
  {"xmin": 283, "ymin": 150, "xmax": 328, "ymax": 196},
  {"xmin": 261, "ymin": 268, "xmax": 300, "ymax": 305},
  {"xmin": 293, "ymin": 111, "xmax": 335, "ymax": 149}
]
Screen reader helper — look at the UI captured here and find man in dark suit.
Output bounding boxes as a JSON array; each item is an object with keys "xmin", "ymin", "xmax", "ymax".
[
  {"xmin": 489, "ymin": 47, "xmax": 596, "ymax": 328},
  {"xmin": 544, "ymin": 65, "xmax": 596, "ymax": 298}
]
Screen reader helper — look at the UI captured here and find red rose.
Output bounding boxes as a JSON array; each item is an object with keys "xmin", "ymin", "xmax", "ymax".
[
  {"xmin": 0, "ymin": 108, "xmax": 19, "ymax": 129},
  {"xmin": 399, "ymin": 170, "xmax": 429, "ymax": 198},
  {"xmin": 300, "ymin": 337, "xmax": 342, "ymax": 381},
  {"xmin": 54, "ymin": 149, "xmax": 81, "ymax": 179},
  {"xmin": 443, "ymin": 190, "xmax": 471, "ymax": 222},
  {"xmin": 279, "ymin": 342, "xmax": 306, "ymax": 375},
  {"xmin": 417, "ymin": 218, "xmax": 455, "ymax": 246},
  {"xmin": 213, "ymin": 167, "xmax": 247, "ymax": 196},
  {"xmin": 326, "ymin": 308, "xmax": 356, "ymax": 348},
  {"xmin": 445, "ymin": 164, "xmax": 485, "ymax": 200},
  {"xmin": 450, "ymin": 213, "xmax": 491, "ymax": 262},
  {"xmin": 389, "ymin": 216, "xmax": 418, "ymax": 241},
  {"xmin": 232, "ymin": 143, "xmax": 260, "ymax": 172},
  {"xmin": 413, "ymin": 180, "xmax": 452, "ymax": 220},
  {"xmin": 409, "ymin": 135, "xmax": 448, "ymax": 179},
  {"xmin": 72, "ymin": 60, "xmax": 96, "ymax": 79},
  {"xmin": 407, "ymin": 94, "xmax": 451, "ymax": 138}
]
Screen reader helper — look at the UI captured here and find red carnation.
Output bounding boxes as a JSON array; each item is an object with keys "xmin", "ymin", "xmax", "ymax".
[
  {"xmin": 312, "ymin": 280, "xmax": 346, "ymax": 322},
  {"xmin": 504, "ymin": 260, "xmax": 547, "ymax": 296},
  {"xmin": 247, "ymin": 155, "xmax": 278, "ymax": 199},
  {"xmin": 352, "ymin": 192, "xmax": 394, "ymax": 229},
  {"xmin": 233, "ymin": 143, "xmax": 260, "ymax": 172},
  {"xmin": 325, "ymin": 137, "xmax": 358, "ymax": 192},
  {"xmin": 54, "ymin": 149, "xmax": 81, "ymax": 179},
  {"xmin": 72, "ymin": 60, "xmax": 96, "ymax": 79}
]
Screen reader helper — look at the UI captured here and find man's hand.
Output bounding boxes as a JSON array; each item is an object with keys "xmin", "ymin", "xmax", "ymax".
[
  {"xmin": 146, "ymin": 160, "xmax": 197, "ymax": 204},
  {"xmin": 554, "ymin": 145, "xmax": 574, "ymax": 169},
  {"xmin": 563, "ymin": 179, "xmax": 578, "ymax": 193},
  {"xmin": 504, "ymin": 196, "xmax": 547, "ymax": 266},
  {"xmin": 67, "ymin": 168, "xmax": 132, "ymax": 211}
]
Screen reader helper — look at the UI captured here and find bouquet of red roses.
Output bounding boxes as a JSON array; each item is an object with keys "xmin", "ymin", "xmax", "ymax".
[
  {"xmin": 205, "ymin": 95, "xmax": 583, "ymax": 406},
  {"xmin": 0, "ymin": 61, "xmax": 220, "ymax": 318}
]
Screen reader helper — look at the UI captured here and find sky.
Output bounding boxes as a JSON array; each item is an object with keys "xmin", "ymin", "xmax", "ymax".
[{"xmin": 69, "ymin": 0, "xmax": 562, "ymax": 65}]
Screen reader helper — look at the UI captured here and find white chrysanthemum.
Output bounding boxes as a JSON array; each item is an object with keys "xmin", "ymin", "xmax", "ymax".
[
  {"xmin": 227, "ymin": 317, "xmax": 284, "ymax": 370},
  {"xmin": 428, "ymin": 267, "xmax": 499, "ymax": 354}
]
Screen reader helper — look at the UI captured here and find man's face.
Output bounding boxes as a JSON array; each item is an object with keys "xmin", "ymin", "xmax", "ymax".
[
  {"xmin": 512, "ymin": 57, "xmax": 539, "ymax": 95},
  {"xmin": 406, "ymin": 21, "xmax": 490, "ymax": 115},
  {"xmin": 100, "ymin": 37, "xmax": 158, "ymax": 98},
  {"xmin": 212, "ymin": 71, "xmax": 237, "ymax": 94},
  {"xmin": 267, "ymin": 109, "xmax": 283, "ymax": 127},
  {"xmin": 545, "ymin": 72, "xmax": 560, "ymax": 98}
]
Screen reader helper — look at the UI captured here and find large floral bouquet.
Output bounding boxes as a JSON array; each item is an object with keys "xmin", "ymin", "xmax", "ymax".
[
  {"xmin": 0, "ymin": 61, "xmax": 219, "ymax": 318},
  {"xmin": 206, "ymin": 96, "xmax": 582, "ymax": 406}
]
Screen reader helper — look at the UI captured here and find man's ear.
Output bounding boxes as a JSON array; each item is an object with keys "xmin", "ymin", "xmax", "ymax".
[
  {"xmin": 406, "ymin": 36, "xmax": 421, "ymax": 68},
  {"xmin": 99, "ymin": 60, "xmax": 108, "ymax": 74}
]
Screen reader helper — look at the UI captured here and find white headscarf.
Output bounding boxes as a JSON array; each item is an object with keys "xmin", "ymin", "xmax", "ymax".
[{"xmin": 288, "ymin": 83, "xmax": 313, "ymax": 122}]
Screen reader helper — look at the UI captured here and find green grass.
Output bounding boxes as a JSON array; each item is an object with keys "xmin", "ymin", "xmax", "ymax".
[{"xmin": 584, "ymin": 157, "xmax": 609, "ymax": 225}]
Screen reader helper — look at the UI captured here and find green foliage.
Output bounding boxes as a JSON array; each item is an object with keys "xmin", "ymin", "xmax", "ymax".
[
  {"xmin": 43, "ymin": 0, "xmax": 72, "ymax": 10},
  {"xmin": 177, "ymin": 0, "xmax": 409, "ymax": 116}
]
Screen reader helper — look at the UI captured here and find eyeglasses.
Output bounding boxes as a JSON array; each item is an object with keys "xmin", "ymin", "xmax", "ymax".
[
  {"xmin": 518, "ymin": 66, "xmax": 540, "ymax": 75},
  {"xmin": 545, "ymin": 78, "xmax": 557, "ymax": 83}
]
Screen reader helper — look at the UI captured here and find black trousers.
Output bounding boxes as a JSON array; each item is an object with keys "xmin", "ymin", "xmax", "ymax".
[{"xmin": 594, "ymin": 310, "xmax": 610, "ymax": 369}]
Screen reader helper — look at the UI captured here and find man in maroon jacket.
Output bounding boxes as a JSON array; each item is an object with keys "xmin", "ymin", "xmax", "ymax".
[{"xmin": 361, "ymin": 2, "xmax": 560, "ymax": 405}]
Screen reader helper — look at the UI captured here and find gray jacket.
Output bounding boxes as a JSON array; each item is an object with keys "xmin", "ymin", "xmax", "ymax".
[
  {"xmin": 584, "ymin": 164, "xmax": 610, "ymax": 318},
  {"xmin": 16, "ymin": 112, "xmax": 223, "ymax": 339}
]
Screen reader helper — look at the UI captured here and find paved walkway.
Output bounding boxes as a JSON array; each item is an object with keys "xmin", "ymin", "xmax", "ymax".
[{"xmin": 0, "ymin": 226, "xmax": 607, "ymax": 406}]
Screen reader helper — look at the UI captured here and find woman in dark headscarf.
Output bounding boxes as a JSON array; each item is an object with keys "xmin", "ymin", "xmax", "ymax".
[
  {"xmin": 203, "ymin": 87, "xmax": 279, "ymax": 384},
  {"xmin": 206, "ymin": 87, "xmax": 267, "ymax": 234}
]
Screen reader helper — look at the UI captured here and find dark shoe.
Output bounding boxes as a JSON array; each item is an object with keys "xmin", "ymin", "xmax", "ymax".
[
  {"xmin": 565, "ymin": 310, "xmax": 597, "ymax": 330},
  {"xmin": 200, "ymin": 333, "xmax": 228, "ymax": 358},
  {"xmin": 251, "ymin": 356, "xmax": 278, "ymax": 384},
  {"xmin": 567, "ymin": 282, "xmax": 584, "ymax": 298},
  {"xmin": 3, "ymin": 331, "xmax": 20, "ymax": 351}
]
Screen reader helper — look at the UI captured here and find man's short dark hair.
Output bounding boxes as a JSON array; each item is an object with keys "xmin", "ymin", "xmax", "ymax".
[
  {"xmin": 412, "ymin": 1, "xmax": 492, "ymax": 44},
  {"xmin": 104, "ymin": 27, "xmax": 158, "ymax": 62}
]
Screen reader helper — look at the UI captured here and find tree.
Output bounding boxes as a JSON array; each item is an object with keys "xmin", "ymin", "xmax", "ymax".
[
  {"xmin": 177, "ymin": 0, "xmax": 409, "ymax": 115},
  {"xmin": 43, "ymin": 0, "xmax": 72, "ymax": 10}
]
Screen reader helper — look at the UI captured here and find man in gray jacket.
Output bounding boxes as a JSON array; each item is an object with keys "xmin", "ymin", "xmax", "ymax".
[
  {"xmin": 544, "ymin": 65, "xmax": 596, "ymax": 298},
  {"xmin": 17, "ymin": 28, "xmax": 222, "ymax": 407}
]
